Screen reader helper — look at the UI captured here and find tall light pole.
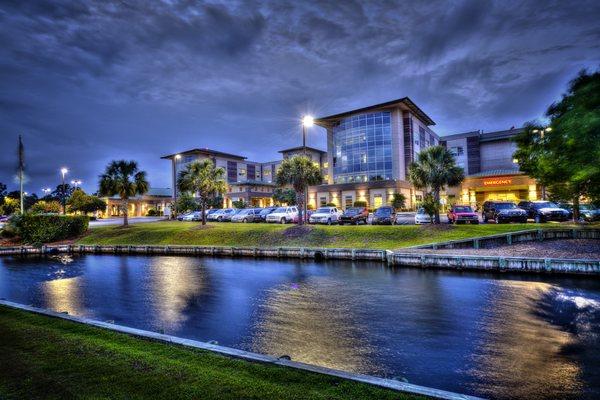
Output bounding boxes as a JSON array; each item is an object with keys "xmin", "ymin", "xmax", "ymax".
[
  {"xmin": 173, "ymin": 154, "xmax": 181, "ymax": 218},
  {"xmin": 60, "ymin": 167, "xmax": 68, "ymax": 215},
  {"xmin": 71, "ymin": 179, "xmax": 82, "ymax": 189},
  {"xmin": 301, "ymin": 116, "xmax": 314, "ymax": 224}
]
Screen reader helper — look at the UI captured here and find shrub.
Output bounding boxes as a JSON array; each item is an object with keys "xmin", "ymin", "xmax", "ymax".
[
  {"xmin": 325, "ymin": 202, "xmax": 336, "ymax": 207},
  {"xmin": 13, "ymin": 214, "xmax": 89, "ymax": 245},
  {"xmin": 146, "ymin": 208, "xmax": 160, "ymax": 216},
  {"xmin": 29, "ymin": 200, "xmax": 62, "ymax": 214},
  {"xmin": 232, "ymin": 200, "xmax": 247, "ymax": 209},
  {"xmin": 353, "ymin": 200, "xmax": 367, "ymax": 208}
]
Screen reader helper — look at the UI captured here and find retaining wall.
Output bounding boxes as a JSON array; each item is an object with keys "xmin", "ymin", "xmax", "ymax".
[{"xmin": 411, "ymin": 228, "xmax": 600, "ymax": 250}]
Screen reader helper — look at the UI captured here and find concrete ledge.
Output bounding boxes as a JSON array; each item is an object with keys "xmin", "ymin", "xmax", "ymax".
[
  {"xmin": 0, "ymin": 300, "xmax": 482, "ymax": 400},
  {"xmin": 409, "ymin": 228, "xmax": 600, "ymax": 250}
]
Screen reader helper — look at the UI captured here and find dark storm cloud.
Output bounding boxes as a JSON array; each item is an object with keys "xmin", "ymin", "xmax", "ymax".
[{"xmin": 0, "ymin": 0, "xmax": 598, "ymax": 194}]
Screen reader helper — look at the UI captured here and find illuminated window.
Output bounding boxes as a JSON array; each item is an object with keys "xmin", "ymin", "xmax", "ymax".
[{"xmin": 323, "ymin": 162, "xmax": 329, "ymax": 168}]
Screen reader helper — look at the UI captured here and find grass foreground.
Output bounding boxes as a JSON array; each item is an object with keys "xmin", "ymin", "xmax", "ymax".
[
  {"xmin": 0, "ymin": 305, "xmax": 420, "ymax": 400},
  {"xmin": 78, "ymin": 220, "xmax": 553, "ymax": 249}
]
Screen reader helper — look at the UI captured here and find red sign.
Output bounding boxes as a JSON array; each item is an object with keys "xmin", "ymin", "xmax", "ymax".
[{"xmin": 483, "ymin": 178, "xmax": 512, "ymax": 186}]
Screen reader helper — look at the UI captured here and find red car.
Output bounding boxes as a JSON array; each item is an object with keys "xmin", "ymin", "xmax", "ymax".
[{"xmin": 447, "ymin": 205, "xmax": 479, "ymax": 224}]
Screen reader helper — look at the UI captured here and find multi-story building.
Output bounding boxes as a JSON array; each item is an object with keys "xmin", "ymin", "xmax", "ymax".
[
  {"xmin": 310, "ymin": 97, "xmax": 438, "ymax": 209},
  {"xmin": 161, "ymin": 148, "xmax": 279, "ymax": 208},
  {"xmin": 440, "ymin": 128, "xmax": 540, "ymax": 208}
]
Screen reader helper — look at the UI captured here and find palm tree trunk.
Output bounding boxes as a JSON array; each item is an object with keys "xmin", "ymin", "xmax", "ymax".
[
  {"xmin": 201, "ymin": 202, "xmax": 207, "ymax": 226},
  {"xmin": 122, "ymin": 199, "xmax": 129, "ymax": 226},
  {"xmin": 573, "ymin": 195, "xmax": 580, "ymax": 222},
  {"xmin": 297, "ymin": 189, "xmax": 304, "ymax": 225},
  {"xmin": 433, "ymin": 188, "xmax": 441, "ymax": 224}
]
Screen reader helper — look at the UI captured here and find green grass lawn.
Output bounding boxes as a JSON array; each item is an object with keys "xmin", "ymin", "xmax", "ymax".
[
  {"xmin": 0, "ymin": 305, "xmax": 420, "ymax": 400},
  {"xmin": 77, "ymin": 220, "xmax": 558, "ymax": 249}
]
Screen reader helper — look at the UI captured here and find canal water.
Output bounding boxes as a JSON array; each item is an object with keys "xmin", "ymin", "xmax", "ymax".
[{"xmin": 1, "ymin": 254, "xmax": 599, "ymax": 399}]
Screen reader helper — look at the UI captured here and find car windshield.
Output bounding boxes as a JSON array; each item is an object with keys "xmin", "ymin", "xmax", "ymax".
[
  {"xmin": 273, "ymin": 207, "xmax": 287, "ymax": 213},
  {"xmin": 315, "ymin": 208, "xmax": 331, "ymax": 213},
  {"xmin": 580, "ymin": 204, "xmax": 596, "ymax": 210},
  {"xmin": 260, "ymin": 208, "xmax": 274, "ymax": 215},
  {"xmin": 533, "ymin": 202, "xmax": 557, "ymax": 209},
  {"xmin": 453, "ymin": 206, "xmax": 473, "ymax": 212},
  {"xmin": 238, "ymin": 209, "xmax": 251, "ymax": 215},
  {"xmin": 375, "ymin": 208, "xmax": 392, "ymax": 216},
  {"xmin": 345, "ymin": 207, "xmax": 362, "ymax": 215},
  {"xmin": 494, "ymin": 203, "xmax": 516, "ymax": 209}
]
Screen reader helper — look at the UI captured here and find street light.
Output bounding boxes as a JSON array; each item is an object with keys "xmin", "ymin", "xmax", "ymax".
[
  {"xmin": 173, "ymin": 154, "xmax": 182, "ymax": 218},
  {"xmin": 71, "ymin": 179, "xmax": 82, "ymax": 188},
  {"xmin": 60, "ymin": 167, "xmax": 68, "ymax": 215},
  {"xmin": 301, "ymin": 116, "xmax": 314, "ymax": 224}
]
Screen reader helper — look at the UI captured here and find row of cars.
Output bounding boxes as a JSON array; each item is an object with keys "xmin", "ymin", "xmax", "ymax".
[
  {"xmin": 177, "ymin": 200, "xmax": 600, "ymax": 226},
  {"xmin": 444, "ymin": 200, "xmax": 600, "ymax": 224}
]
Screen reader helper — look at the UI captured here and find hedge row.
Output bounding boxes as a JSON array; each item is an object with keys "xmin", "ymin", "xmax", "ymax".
[{"xmin": 12, "ymin": 214, "xmax": 89, "ymax": 245}]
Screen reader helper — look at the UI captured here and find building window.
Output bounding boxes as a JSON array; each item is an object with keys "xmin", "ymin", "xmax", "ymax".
[
  {"xmin": 344, "ymin": 195, "xmax": 353, "ymax": 209},
  {"xmin": 184, "ymin": 155, "xmax": 194, "ymax": 163},
  {"xmin": 373, "ymin": 194, "xmax": 383, "ymax": 208},
  {"xmin": 319, "ymin": 196, "xmax": 327, "ymax": 206},
  {"xmin": 332, "ymin": 111, "xmax": 393, "ymax": 184},
  {"xmin": 449, "ymin": 147, "xmax": 464, "ymax": 156}
]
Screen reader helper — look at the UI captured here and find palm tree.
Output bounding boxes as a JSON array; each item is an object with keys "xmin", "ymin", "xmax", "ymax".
[
  {"xmin": 276, "ymin": 155, "xmax": 323, "ymax": 225},
  {"xmin": 408, "ymin": 146, "xmax": 464, "ymax": 224},
  {"xmin": 98, "ymin": 160, "xmax": 149, "ymax": 226},
  {"xmin": 177, "ymin": 159, "xmax": 228, "ymax": 225}
]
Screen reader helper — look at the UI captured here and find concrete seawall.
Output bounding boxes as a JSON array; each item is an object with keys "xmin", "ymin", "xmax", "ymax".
[{"xmin": 1, "ymin": 228, "xmax": 599, "ymax": 275}]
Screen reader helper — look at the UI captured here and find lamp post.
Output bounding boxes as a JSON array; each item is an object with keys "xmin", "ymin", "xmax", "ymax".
[
  {"xmin": 173, "ymin": 154, "xmax": 181, "ymax": 218},
  {"xmin": 60, "ymin": 167, "xmax": 68, "ymax": 214},
  {"xmin": 301, "ymin": 116, "xmax": 314, "ymax": 224}
]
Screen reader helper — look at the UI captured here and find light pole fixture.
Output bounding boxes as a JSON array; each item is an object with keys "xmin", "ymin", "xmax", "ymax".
[
  {"xmin": 173, "ymin": 154, "xmax": 182, "ymax": 217},
  {"xmin": 301, "ymin": 115, "xmax": 314, "ymax": 224},
  {"xmin": 60, "ymin": 167, "xmax": 68, "ymax": 215},
  {"xmin": 71, "ymin": 179, "xmax": 82, "ymax": 188}
]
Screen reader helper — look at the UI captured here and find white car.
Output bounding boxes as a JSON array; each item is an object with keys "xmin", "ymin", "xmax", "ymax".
[
  {"xmin": 182, "ymin": 211, "xmax": 202, "ymax": 221},
  {"xmin": 309, "ymin": 206, "xmax": 342, "ymax": 225},
  {"xmin": 266, "ymin": 206, "xmax": 299, "ymax": 224},
  {"xmin": 414, "ymin": 208, "xmax": 432, "ymax": 224}
]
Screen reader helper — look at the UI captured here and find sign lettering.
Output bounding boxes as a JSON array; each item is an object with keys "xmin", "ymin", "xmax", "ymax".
[{"xmin": 483, "ymin": 178, "xmax": 512, "ymax": 186}]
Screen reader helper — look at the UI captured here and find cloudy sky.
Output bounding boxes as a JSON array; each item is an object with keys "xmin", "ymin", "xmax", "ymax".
[{"xmin": 1, "ymin": 0, "xmax": 599, "ymax": 194}]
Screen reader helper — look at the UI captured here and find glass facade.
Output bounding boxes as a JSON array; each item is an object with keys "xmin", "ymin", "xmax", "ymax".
[{"xmin": 332, "ymin": 111, "xmax": 392, "ymax": 183}]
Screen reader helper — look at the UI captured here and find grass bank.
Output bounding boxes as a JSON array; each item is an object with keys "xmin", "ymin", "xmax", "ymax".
[
  {"xmin": 0, "ymin": 305, "xmax": 419, "ymax": 400},
  {"xmin": 78, "ymin": 221, "xmax": 553, "ymax": 249}
]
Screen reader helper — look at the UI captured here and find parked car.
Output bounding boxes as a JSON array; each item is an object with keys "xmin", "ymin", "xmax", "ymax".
[
  {"xmin": 204, "ymin": 209, "xmax": 219, "ymax": 217},
  {"xmin": 0, "ymin": 215, "xmax": 10, "ymax": 223},
  {"xmin": 221, "ymin": 208, "xmax": 242, "ymax": 222},
  {"xmin": 182, "ymin": 211, "xmax": 203, "ymax": 221},
  {"xmin": 517, "ymin": 200, "xmax": 570, "ymax": 223},
  {"xmin": 309, "ymin": 206, "xmax": 342, "ymax": 225},
  {"xmin": 177, "ymin": 212, "xmax": 194, "ymax": 221},
  {"xmin": 579, "ymin": 204, "xmax": 600, "ymax": 222},
  {"xmin": 256, "ymin": 206, "xmax": 278, "ymax": 222},
  {"xmin": 447, "ymin": 205, "xmax": 479, "ymax": 224},
  {"xmin": 266, "ymin": 206, "xmax": 299, "ymax": 224},
  {"xmin": 231, "ymin": 208, "xmax": 262, "ymax": 223},
  {"xmin": 371, "ymin": 206, "xmax": 396, "ymax": 225},
  {"xmin": 207, "ymin": 208, "xmax": 235, "ymax": 222},
  {"xmin": 339, "ymin": 207, "xmax": 369, "ymax": 225},
  {"xmin": 414, "ymin": 208, "xmax": 432, "ymax": 224},
  {"xmin": 482, "ymin": 201, "xmax": 527, "ymax": 224}
]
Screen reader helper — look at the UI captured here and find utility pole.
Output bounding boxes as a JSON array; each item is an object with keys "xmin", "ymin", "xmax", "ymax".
[{"xmin": 18, "ymin": 135, "xmax": 24, "ymax": 214}]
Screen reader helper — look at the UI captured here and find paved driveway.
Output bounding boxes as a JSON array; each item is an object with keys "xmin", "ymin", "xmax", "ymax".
[{"xmin": 90, "ymin": 217, "xmax": 166, "ymax": 227}]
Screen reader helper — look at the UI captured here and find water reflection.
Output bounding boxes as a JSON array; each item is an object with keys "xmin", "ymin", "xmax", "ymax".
[
  {"xmin": 148, "ymin": 256, "xmax": 206, "ymax": 331},
  {"xmin": 42, "ymin": 276, "xmax": 84, "ymax": 316},
  {"xmin": 468, "ymin": 281, "xmax": 581, "ymax": 399},
  {"xmin": 252, "ymin": 277, "xmax": 379, "ymax": 374}
]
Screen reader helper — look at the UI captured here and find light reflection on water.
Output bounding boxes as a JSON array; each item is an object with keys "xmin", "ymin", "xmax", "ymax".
[{"xmin": 1, "ymin": 254, "xmax": 599, "ymax": 399}]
